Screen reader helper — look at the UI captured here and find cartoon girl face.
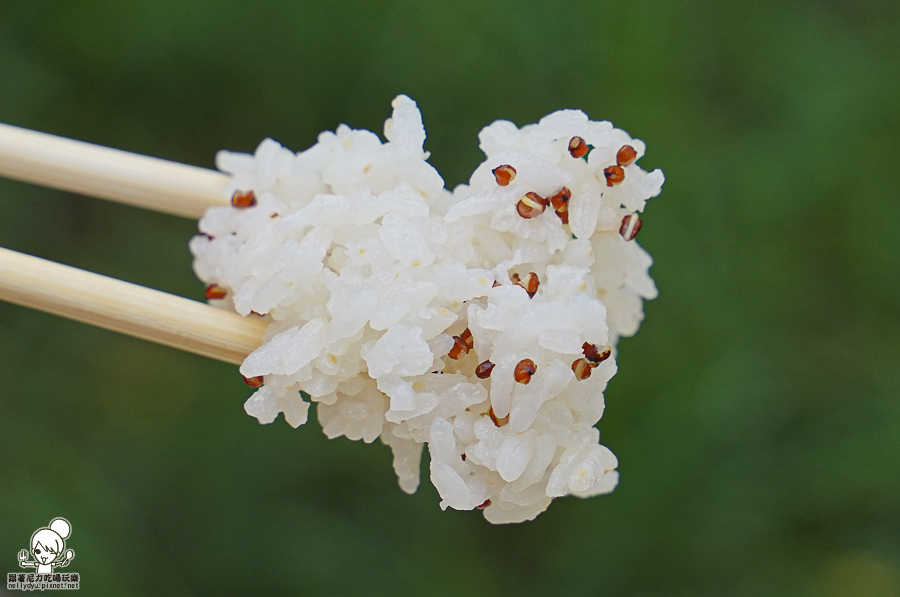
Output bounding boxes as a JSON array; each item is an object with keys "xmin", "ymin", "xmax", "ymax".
[{"xmin": 31, "ymin": 530, "xmax": 63, "ymax": 565}]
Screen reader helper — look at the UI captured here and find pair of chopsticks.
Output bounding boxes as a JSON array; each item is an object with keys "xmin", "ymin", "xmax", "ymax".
[{"xmin": 0, "ymin": 122, "xmax": 266, "ymax": 364}]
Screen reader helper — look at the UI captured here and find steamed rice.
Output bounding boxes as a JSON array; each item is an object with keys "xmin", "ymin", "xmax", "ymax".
[{"xmin": 190, "ymin": 95, "xmax": 664, "ymax": 523}]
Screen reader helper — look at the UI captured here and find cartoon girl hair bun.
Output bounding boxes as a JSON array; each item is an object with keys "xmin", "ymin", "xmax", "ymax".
[{"xmin": 48, "ymin": 518, "xmax": 71, "ymax": 540}]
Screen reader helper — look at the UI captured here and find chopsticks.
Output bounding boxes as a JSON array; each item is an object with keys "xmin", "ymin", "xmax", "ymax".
[
  {"xmin": 0, "ymin": 122, "xmax": 229, "ymax": 219},
  {"xmin": 0, "ymin": 123, "xmax": 263, "ymax": 363},
  {"xmin": 0, "ymin": 247, "xmax": 266, "ymax": 364}
]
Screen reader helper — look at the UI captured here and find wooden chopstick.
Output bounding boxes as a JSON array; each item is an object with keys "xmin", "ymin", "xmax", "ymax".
[
  {"xmin": 0, "ymin": 122, "xmax": 230, "ymax": 219},
  {"xmin": 0, "ymin": 246, "xmax": 265, "ymax": 364},
  {"xmin": 0, "ymin": 122, "xmax": 263, "ymax": 363}
]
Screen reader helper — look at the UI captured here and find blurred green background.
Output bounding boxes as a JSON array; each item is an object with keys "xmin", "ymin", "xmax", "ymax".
[{"xmin": 1, "ymin": 1, "xmax": 899, "ymax": 595}]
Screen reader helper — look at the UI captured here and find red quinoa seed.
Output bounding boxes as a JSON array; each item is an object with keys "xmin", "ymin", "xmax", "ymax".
[
  {"xmin": 572, "ymin": 358, "xmax": 596, "ymax": 381},
  {"xmin": 205, "ymin": 284, "xmax": 228, "ymax": 300},
  {"xmin": 448, "ymin": 336, "xmax": 470, "ymax": 359},
  {"xmin": 514, "ymin": 358, "xmax": 537, "ymax": 384},
  {"xmin": 489, "ymin": 408, "xmax": 510, "ymax": 427},
  {"xmin": 243, "ymin": 375, "xmax": 265, "ymax": 388},
  {"xmin": 619, "ymin": 214, "xmax": 643, "ymax": 241},
  {"xmin": 568, "ymin": 136, "xmax": 589, "ymax": 158},
  {"xmin": 515, "ymin": 272, "xmax": 539, "ymax": 298},
  {"xmin": 460, "ymin": 328, "xmax": 474, "ymax": 350},
  {"xmin": 604, "ymin": 165, "xmax": 625, "ymax": 186},
  {"xmin": 583, "ymin": 342, "xmax": 612, "ymax": 364},
  {"xmin": 475, "ymin": 360, "xmax": 495, "ymax": 379},
  {"xmin": 231, "ymin": 190, "xmax": 257, "ymax": 208},
  {"xmin": 492, "ymin": 164, "xmax": 517, "ymax": 186},
  {"xmin": 516, "ymin": 192, "xmax": 548, "ymax": 219},
  {"xmin": 616, "ymin": 145, "xmax": 637, "ymax": 167}
]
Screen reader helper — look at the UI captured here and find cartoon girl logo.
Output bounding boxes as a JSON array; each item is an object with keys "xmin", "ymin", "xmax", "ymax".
[{"xmin": 17, "ymin": 518, "xmax": 75, "ymax": 574}]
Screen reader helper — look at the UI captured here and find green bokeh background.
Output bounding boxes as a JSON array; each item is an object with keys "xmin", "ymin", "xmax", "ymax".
[{"xmin": 1, "ymin": 1, "xmax": 899, "ymax": 595}]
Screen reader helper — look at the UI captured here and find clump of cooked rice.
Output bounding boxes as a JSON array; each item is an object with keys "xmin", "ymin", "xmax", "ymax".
[{"xmin": 190, "ymin": 95, "xmax": 664, "ymax": 523}]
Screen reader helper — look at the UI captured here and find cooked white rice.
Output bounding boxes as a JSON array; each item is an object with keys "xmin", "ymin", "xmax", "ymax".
[{"xmin": 190, "ymin": 95, "xmax": 664, "ymax": 523}]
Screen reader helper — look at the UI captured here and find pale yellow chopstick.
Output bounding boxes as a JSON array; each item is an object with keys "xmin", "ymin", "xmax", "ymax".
[
  {"xmin": 0, "ymin": 246, "xmax": 265, "ymax": 364},
  {"xmin": 0, "ymin": 122, "xmax": 230, "ymax": 218},
  {"xmin": 0, "ymin": 123, "xmax": 265, "ymax": 363}
]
